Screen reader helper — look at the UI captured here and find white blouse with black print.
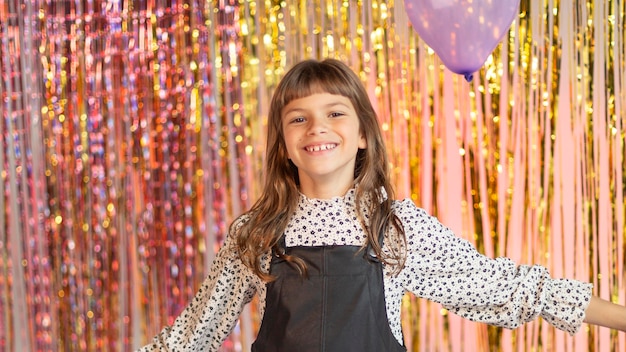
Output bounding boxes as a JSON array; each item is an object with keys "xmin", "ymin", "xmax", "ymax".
[{"xmin": 138, "ymin": 188, "xmax": 592, "ymax": 351}]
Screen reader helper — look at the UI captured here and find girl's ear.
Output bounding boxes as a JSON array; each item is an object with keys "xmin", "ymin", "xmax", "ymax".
[{"xmin": 358, "ymin": 133, "xmax": 367, "ymax": 149}]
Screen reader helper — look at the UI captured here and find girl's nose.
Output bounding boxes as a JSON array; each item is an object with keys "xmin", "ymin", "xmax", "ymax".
[{"xmin": 306, "ymin": 117, "xmax": 328, "ymax": 135}]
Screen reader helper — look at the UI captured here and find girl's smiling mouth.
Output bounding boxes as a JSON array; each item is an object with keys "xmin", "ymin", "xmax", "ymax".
[{"xmin": 304, "ymin": 143, "xmax": 337, "ymax": 152}]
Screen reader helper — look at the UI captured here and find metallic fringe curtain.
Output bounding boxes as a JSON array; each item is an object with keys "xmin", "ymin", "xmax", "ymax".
[{"xmin": 0, "ymin": 0, "xmax": 624, "ymax": 351}]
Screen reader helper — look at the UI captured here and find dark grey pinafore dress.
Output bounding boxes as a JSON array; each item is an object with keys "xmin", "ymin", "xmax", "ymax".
[{"xmin": 251, "ymin": 240, "xmax": 406, "ymax": 352}]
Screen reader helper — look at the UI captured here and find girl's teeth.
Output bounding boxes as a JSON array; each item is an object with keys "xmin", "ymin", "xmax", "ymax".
[{"xmin": 307, "ymin": 144, "xmax": 335, "ymax": 152}]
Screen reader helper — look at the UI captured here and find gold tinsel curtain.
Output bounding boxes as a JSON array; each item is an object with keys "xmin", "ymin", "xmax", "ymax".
[{"xmin": 0, "ymin": 0, "xmax": 624, "ymax": 351}]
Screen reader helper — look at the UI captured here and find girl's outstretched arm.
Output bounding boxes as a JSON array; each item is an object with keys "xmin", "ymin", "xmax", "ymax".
[
  {"xmin": 393, "ymin": 200, "xmax": 592, "ymax": 334},
  {"xmin": 584, "ymin": 296, "xmax": 626, "ymax": 331},
  {"xmin": 136, "ymin": 216, "xmax": 263, "ymax": 351}
]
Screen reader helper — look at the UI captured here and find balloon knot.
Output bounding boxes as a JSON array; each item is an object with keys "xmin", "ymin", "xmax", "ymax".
[{"xmin": 464, "ymin": 73, "xmax": 473, "ymax": 82}]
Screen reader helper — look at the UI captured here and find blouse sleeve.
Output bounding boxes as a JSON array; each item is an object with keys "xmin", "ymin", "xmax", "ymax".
[
  {"xmin": 136, "ymin": 216, "xmax": 262, "ymax": 352},
  {"xmin": 394, "ymin": 199, "xmax": 592, "ymax": 335}
]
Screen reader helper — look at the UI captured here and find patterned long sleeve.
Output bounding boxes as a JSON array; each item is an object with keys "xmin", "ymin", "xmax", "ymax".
[
  {"xmin": 136, "ymin": 216, "xmax": 263, "ymax": 352},
  {"xmin": 394, "ymin": 199, "xmax": 592, "ymax": 334}
]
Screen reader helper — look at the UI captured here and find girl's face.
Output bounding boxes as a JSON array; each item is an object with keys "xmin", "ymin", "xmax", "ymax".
[{"xmin": 281, "ymin": 93, "xmax": 367, "ymax": 198}]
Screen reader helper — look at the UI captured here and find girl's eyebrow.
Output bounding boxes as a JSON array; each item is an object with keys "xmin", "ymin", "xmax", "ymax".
[{"xmin": 283, "ymin": 100, "xmax": 351, "ymax": 116}]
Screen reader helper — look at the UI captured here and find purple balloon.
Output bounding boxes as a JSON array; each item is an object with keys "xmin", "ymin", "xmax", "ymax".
[{"xmin": 404, "ymin": 0, "xmax": 520, "ymax": 81}]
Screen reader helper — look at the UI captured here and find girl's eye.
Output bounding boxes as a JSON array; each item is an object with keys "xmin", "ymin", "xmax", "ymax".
[
  {"xmin": 290, "ymin": 117, "xmax": 305, "ymax": 123},
  {"xmin": 329, "ymin": 112, "xmax": 344, "ymax": 118}
]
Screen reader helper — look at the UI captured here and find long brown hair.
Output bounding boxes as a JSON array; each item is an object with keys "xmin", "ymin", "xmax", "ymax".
[{"xmin": 235, "ymin": 59, "xmax": 406, "ymax": 280}]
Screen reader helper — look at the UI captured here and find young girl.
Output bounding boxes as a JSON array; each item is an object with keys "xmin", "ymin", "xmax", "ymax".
[{"xmin": 138, "ymin": 59, "xmax": 626, "ymax": 351}]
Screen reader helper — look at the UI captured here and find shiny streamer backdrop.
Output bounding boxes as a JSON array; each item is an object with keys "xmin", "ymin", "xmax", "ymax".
[{"xmin": 0, "ymin": 0, "xmax": 624, "ymax": 351}]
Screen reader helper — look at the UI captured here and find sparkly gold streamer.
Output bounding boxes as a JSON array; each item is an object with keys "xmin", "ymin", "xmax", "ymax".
[{"xmin": 1, "ymin": 0, "xmax": 625, "ymax": 351}]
